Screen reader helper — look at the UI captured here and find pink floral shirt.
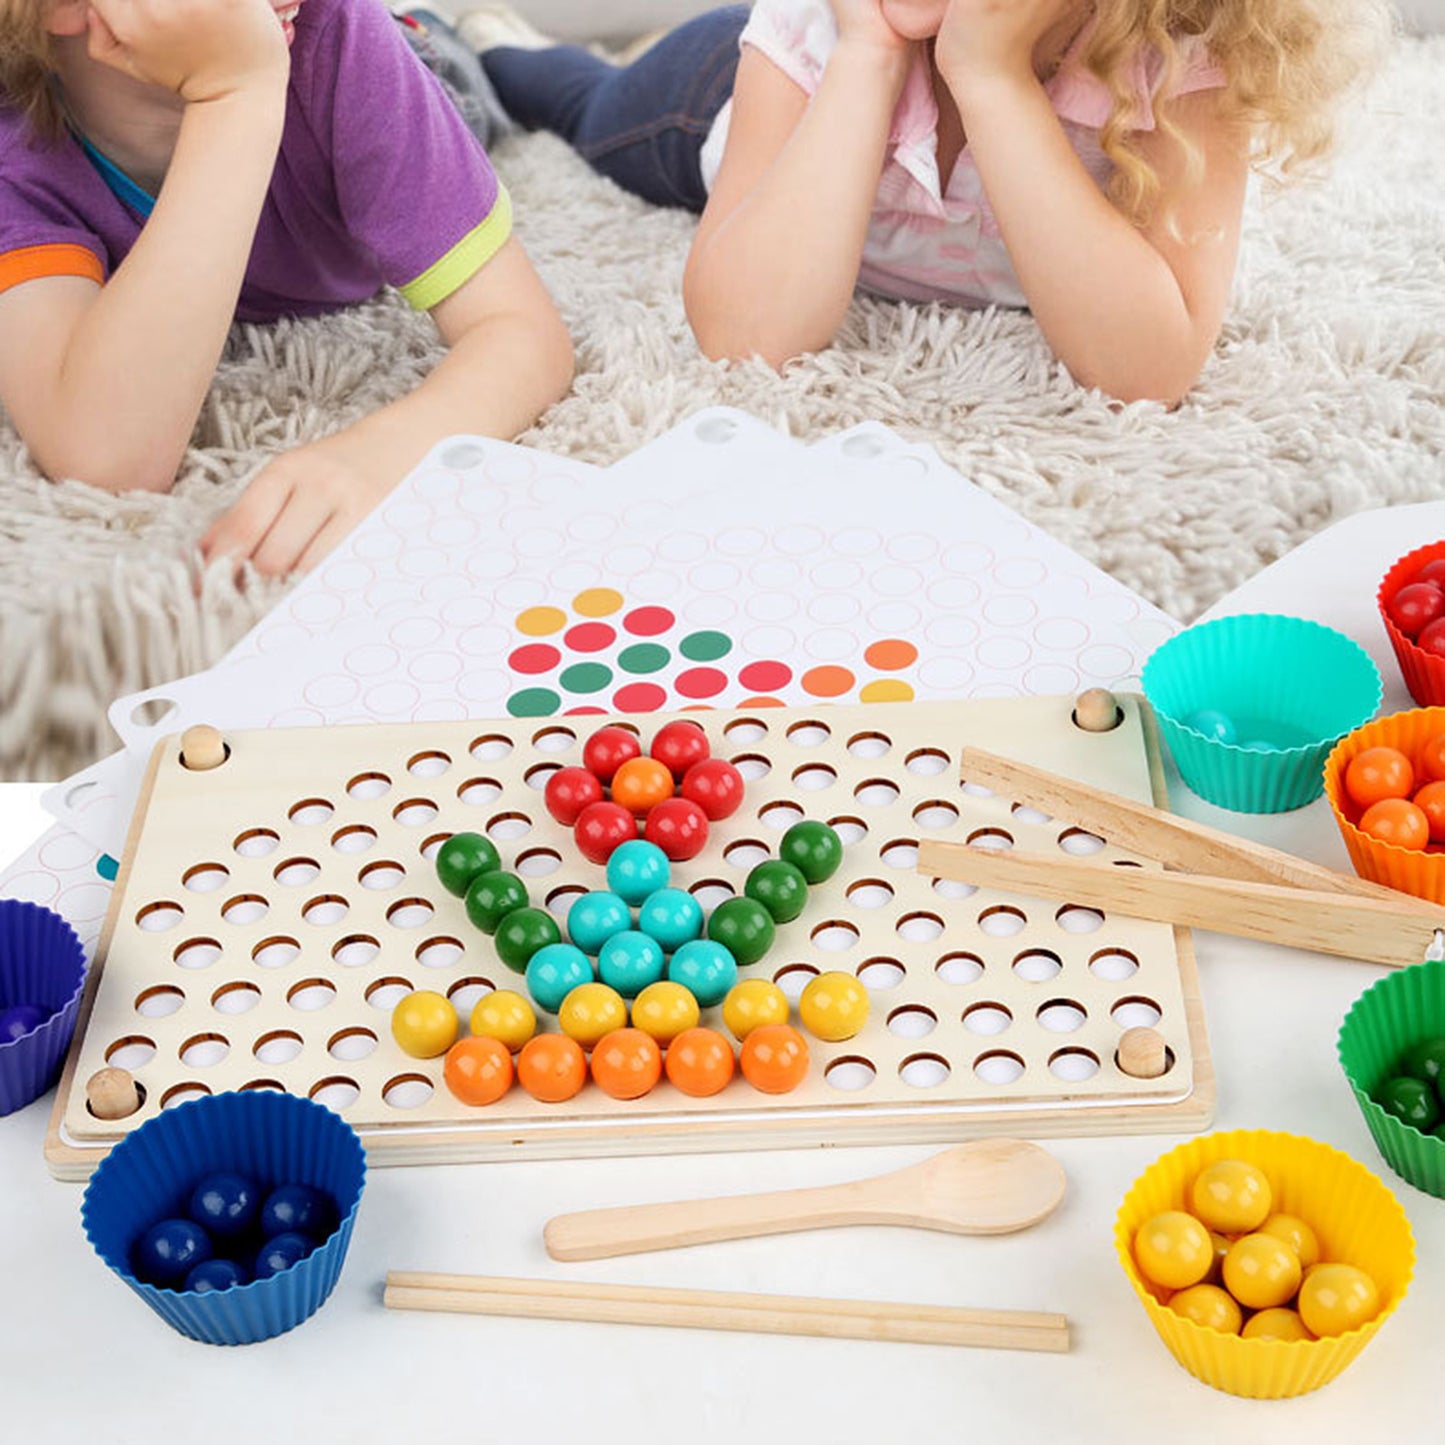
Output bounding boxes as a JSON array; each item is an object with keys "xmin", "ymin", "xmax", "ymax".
[{"xmin": 698, "ymin": 0, "xmax": 1225, "ymax": 308}]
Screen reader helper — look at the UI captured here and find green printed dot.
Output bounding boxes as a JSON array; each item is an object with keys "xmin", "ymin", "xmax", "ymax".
[
  {"xmin": 618, "ymin": 643, "xmax": 671, "ymax": 675},
  {"xmin": 507, "ymin": 687, "xmax": 561, "ymax": 717},
  {"xmin": 559, "ymin": 662, "xmax": 613, "ymax": 695},
  {"xmin": 680, "ymin": 630, "xmax": 733, "ymax": 663}
]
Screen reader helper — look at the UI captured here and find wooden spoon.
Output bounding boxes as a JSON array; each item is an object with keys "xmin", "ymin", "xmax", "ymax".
[{"xmin": 544, "ymin": 1138, "xmax": 1066, "ymax": 1261}]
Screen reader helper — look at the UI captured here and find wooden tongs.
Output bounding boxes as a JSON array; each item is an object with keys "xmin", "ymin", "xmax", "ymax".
[{"xmin": 917, "ymin": 749, "xmax": 1445, "ymax": 970}]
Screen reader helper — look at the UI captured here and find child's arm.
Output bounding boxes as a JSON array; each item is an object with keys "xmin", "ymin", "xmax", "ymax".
[
  {"xmin": 199, "ymin": 236, "xmax": 572, "ymax": 576},
  {"xmin": 683, "ymin": 7, "xmax": 912, "ymax": 366},
  {"xmin": 0, "ymin": 0, "xmax": 290, "ymax": 492},
  {"xmin": 937, "ymin": 0, "xmax": 1250, "ymax": 404}
]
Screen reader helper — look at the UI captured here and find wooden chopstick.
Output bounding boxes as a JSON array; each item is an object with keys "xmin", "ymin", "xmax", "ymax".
[
  {"xmin": 383, "ymin": 1271, "xmax": 1070, "ymax": 1353},
  {"xmin": 918, "ymin": 841, "xmax": 1445, "ymax": 970},
  {"xmin": 960, "ymin": 747, "xmax": 1433, "ymax": 906}
]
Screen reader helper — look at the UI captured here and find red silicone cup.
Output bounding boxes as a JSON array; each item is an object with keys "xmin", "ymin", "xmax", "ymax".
[{"xmin": 1377, "ymin": 541, "xmax": 1445, "ymax": 706}]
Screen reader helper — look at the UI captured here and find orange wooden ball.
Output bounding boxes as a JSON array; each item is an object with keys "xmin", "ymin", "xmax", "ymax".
[
  {"xmin": 739, "ymin": 1023, "xmax": 810, "ymax": 1094},
  {"xmin": 1359, "ymin": 796, "xmax": 1430, "ymax": 851},
  {"xmin": 443, "ymin": 1035, "xmax": 514, "ymax": 1106},
  {"xmin": 517, "ymin": 1033, "xmax": 588, "ymax": 1103},
  {"xmin": 610, "ymin": 756, "xmax": 675, "ymax": 815}
]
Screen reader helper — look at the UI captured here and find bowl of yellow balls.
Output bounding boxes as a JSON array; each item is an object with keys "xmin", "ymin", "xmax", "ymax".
[{"xmin": 1115, "ymin": 1129, "xmax": 1414, "ymax": 1398}]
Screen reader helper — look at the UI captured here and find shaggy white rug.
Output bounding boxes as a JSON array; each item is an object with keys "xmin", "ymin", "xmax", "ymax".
[{"xmin": 2, "ymin": 37, "xmax": 1442, "ymax": 781}]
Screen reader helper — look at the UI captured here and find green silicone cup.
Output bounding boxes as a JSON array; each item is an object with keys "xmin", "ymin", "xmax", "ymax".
[
  {"xmin": 1338, "ymin": 959, "xmax": 1445, "ymax": 1198},
  {"xmin": 1141, "ymin": 613, "xmax": 1381, "ymax": 813}
]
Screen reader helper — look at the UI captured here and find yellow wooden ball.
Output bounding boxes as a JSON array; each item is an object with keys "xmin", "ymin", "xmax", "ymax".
[
  {"xmin": 468, "ymin": 989, "xmax": 537, "ymax": 1052},
  {"xmin": 1222, "ymin": 1232, "xmax": 1302, "ymax": 1311},
  {"xmin": 721, "ymin": 978, "xmax": 789, "ymax": 1042},
  {"xmin": 558, "ymin": 982, "xmax": 628, "ymax": 1048},
  {"xmin": 631, "ymin": 981, "xmax": 700, "ymax": 1045},
  {"xmin": 391, "ymin": 990, "xmax": 459, "ymax": 1059},
  {"xmin": 1169, "ymin": 1283, "xmax": 1242, "ymax": 1335},
  {"xmin": 798, "ymin": 971, "xmax": 870, "ymax": 1042},
  {"xmin": 1190, "ymin": 1158, "xmax": 1272, "ymax": 1234}
]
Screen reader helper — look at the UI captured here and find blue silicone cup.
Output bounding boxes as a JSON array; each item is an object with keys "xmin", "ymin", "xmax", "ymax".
[
  {"xmin": 0, "ymin": 899, "xmax": 87, "ymax": 1117},
  {"xmin": 1142, "ymin": 613, "xmax": 1382, "ymax": 813},
  {"xmin": 81, "ymin": 1091, "xmax": 366, "ymax": 1345}
]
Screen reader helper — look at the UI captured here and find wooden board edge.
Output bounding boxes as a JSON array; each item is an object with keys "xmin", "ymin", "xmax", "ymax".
[{"xmin": 44, "ymin": 738, "xmax": 169, "ymax": 1180}]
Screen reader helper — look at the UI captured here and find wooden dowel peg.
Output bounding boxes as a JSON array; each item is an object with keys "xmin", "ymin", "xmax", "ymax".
[
  {"xmin": 1118, "ymin": 1027, "xmax": 1169, "ymax": 1079},
  {"xmin": 1073, "ymin": 689, "xmax": 1122, "ymax": 733},
  {"xmin": 85, "ymin": 1067, "xmax": 141, "ymax": 1120},
  {"xmin": 179, "ymin": 725, "xmax": 228, "ymax": 771}
]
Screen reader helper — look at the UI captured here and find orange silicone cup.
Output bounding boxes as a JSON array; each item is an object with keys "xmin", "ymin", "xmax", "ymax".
[
  {"xmin": 1377, "ymin": 541, "xmax": 1445, "ymax": 706},
  {"xmin": 1323, "ymin": 706, "xmax": 1445, "ymax": 903}
]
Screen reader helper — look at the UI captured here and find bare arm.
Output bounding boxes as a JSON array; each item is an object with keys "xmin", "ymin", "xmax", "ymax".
[
  {"xmin": 0, "ymin": 0, "xmax": 290, "ymax": 492},
  {"xmin": 200, "ymin": 235, "xmax": 573, "ymax": 575},
  {"xmin": 937, "ymin": 3, "xmax": 1249, "ymax": 403},
  {"xmin": 684, "ymin": 34, "xmax": 911, "ymax": 366}
]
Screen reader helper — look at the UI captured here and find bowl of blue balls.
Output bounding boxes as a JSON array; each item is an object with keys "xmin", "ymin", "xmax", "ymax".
[{"xmin": 81, "ymin": 1089, "xmax": 366, "ymax": 1345}]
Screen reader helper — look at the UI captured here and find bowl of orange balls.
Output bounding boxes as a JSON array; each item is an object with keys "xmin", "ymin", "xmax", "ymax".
[
  {"xmin": 1323, "ymin": 706, "xmax": 1445, "ymax": 902},
  {"xmin": 1378, "ymin": 541, "xmax": 1445, "ymax": 706},
  {"xmin": 1115, "ymin": 1130, "xmax": 1414, "ymax": 1398}
]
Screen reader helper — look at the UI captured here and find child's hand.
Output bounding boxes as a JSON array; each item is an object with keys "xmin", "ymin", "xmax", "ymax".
[
  {"xmin": 200, "ymin": 438, "xmax": 390, "ymax": 578},
  {"xmin": 828, "ymin": 0, "xmax": 912, "ymax": 57},
  {"xmin": 936, "ymin": 0, "xmax": 1082, "ymax": 85},
  {"xmin": 86, "ymin": 0, "xmax": 290, "ymax": 104}
]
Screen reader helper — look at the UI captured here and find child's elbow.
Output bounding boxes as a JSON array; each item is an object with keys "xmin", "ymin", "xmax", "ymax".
[
  {"xmin": 32, "ymin": 439, "xmax": 177, "ymax": 496},
  {"xmin": 1077, "ymin": 349, "xmax": 1207, "ymax": 409},
  {"xmin": 540, "ymin": 314, "xmax": 575, "ymax": 404}
]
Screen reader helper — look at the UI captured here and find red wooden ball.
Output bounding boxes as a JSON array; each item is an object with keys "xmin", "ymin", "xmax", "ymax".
[
  {"xmin": 1418, "ymin": 617, "xmax": 1445, "ymax": 659},
  {"xmin": 1388, "ymin": 582, "xmax": 1445, "ymax": 640},
  {"xmin": 650, "ymin": 720, "xmax": 711, "ymax": 781},
  {"xmin": 644, "ymin": 797, "xmax": 710, "ymax": 861},
  {"xmin": 544, "ymin": 766, "xmax": 605, "ymax": 826},
  {"xmin": 574, "ymin": 801, "xmax": 639, "ymax": 865},
  {"xmin": 582, "ymin": 726, "xmax": 641, "ymax": 784},
  {"xmin": 680, "ymin": 758, "xmax": 745, "ymax": 820}
]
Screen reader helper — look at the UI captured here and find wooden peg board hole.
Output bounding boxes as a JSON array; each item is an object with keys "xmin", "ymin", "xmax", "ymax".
[{"xmin": 47, "ymin": 697, "xmax": 1213, "ymax": 1176}]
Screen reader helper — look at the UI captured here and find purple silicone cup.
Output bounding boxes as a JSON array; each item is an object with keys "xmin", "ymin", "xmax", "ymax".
[
  {"xmin": 0, "ymin": 899, "xmax": 87, "ymax": 1117},
  {"xmin": 81, "ymin": 1091, "xmax": 366, "ymax": 1345}
]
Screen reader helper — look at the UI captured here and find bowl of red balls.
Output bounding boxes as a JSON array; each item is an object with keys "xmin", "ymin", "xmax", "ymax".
[
  {"xmin": 1323, "ymin": 706, "xmax": 1445, "ymax": 903},
  {"xmin": 81, "ymin": 1090, "xmax": 365, "ymax": 1345},
  {"xmin": 1338, "ymin": 957, "xmax": 1445, "ymax": 1199},
  {"xmin": 1378, "ymin": 542, "xmax": 1445, "ymax": 706},
  {"xmin": 1116, "ymin": 1130, "xmax": 1414, "ymax": 1398}
]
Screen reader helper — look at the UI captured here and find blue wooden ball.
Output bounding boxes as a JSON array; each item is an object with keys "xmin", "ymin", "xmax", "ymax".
[
  {"xmin": 606, "ymin": 840, "xmax": 670, "ymax": 906},
  {"xmin": 566, "ymin": 891, "xmax": 632, "ymax": 954},
  {"xmin": 598, "ymin": 930, "xmax": 667, "ymax": 999},
  {"xmin": 134, "ymin": 1217, "xmax": 213, "ymax": 1287},
  {"xmin": 636, "ymin": 888, "xmax": 704, "ymax": 952},
  {"xmin": 525, "ymin": 943, "xmax": 595, "ymax": 1013},
  {"xmin": 668, "ymin": 940, "xmax": 739, "ymax": 1008},
  {"xmin": 189, "ymin": 1171, "xmax": 259, "ymax": 1239}
]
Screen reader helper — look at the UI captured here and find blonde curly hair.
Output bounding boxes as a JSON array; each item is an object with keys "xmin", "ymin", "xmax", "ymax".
[
  {"xmin": 0, "ymin": 0, "xmax": 64, "ymax": 142},
  {"xmin": 1082, "ymin": 0, "xmax": 1396, "ymax": 225}
]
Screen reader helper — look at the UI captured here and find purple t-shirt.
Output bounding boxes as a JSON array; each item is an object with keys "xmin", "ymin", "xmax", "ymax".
[{"xmin": 0, "ymin": 0, "xmax": 510, "ymax": 320}]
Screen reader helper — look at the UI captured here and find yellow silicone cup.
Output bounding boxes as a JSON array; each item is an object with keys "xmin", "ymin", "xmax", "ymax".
[
  {"xmin": 1323, "ymin": 707, "xmax": 1445, "ymax": 903},
  {"xmin": 1114, "ymin": 1130, "xmax": 1414, "ymax": 1399}
]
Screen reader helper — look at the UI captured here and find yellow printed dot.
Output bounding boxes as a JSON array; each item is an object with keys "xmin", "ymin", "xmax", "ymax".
[
  {"xmin": 573, "ymin": 588, "xmax": 624, "ymax": 618},
  {"xmin": 516, "ymin": 606, "xmax": 568, "ymax": 637},
  {"xmin": 860, "ymin": 679, "xmax": 915, "ymax": 703}
]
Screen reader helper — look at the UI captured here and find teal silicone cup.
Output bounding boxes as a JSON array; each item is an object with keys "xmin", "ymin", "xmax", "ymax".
[
  {"xmin": 1141, "ymin": 613, "xmax": 1381, "ymax": 813},
  {"xmin": 0, "ymin": 899, "xmax": 87, "ymax": 1117},
  {"xmin": 82, "ymin": 1091, "xmax": 366, "ymax": 1345},
  {"xmin": 1338, "ymin": 959, "xmax": 1445, "ymax": 1199}
]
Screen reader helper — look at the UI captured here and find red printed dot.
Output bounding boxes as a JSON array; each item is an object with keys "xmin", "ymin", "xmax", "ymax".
[
  {"xmin": 564, "ymin": 705, "xmax": 608, "ymax": 716},
  {"xmin": 564, "ymin": 622, "xmax": 617, "ymax": 654},
  {"xmin": 676, "ymin": 667, "xmax": 728, "ymax": 700},
  {"xmin": 509, "ymin": 644, "xmax": 561, "ymax": 675},
  {"xmin": 613, "ymin": 683, "xmax": 668, "ymax": 713},
  {"xmin": 623, "ymin": 607, "xmax": 675, "ymax": 637},
  {"xmin": 739, "ymin": 660, "xmax": 792, "ymax": 692}
]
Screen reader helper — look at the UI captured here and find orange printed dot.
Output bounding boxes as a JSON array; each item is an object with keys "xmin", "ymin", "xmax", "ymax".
[
  {"xmin": 516, "ymin": 606, "xmax": 567, "ymax": 637},
  {"xmin": 860, "ymin": 679, "xmax": 915, "ymax": 703},
  {"xmin": 802, "ymin": 666, "xmax": 856, "ymax": 698},
  {"xmin": 865, "ymin": 639, "xmax": 919, "ymax": 671},
  {"xmin": 740, "ymin": 695, "xmax": 787, "ymax": 709},
  {"xmin": 573, "ymin": 588, "xmax": 624, "ymax": 618}
]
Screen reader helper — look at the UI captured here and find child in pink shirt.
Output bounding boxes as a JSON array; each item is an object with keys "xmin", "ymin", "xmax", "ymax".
[{"xmin": 477, "ymin": 0, "xmax": 1392, "ymax": 403}]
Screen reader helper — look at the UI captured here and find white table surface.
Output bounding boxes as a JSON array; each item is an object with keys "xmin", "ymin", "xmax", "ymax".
[{"xmin": 4, "ymin": 505, "xmax": 1443, "ymax": 1445}]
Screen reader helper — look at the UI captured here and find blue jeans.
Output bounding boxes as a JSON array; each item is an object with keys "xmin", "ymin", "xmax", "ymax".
[{"xmin": 481, "ymin": 7, "xmax": 748, "ymax": 212}]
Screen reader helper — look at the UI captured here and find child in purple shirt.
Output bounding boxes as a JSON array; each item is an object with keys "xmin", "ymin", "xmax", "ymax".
[{"xmin": 0, "ymin": 0, "xmax": 572, "ymax": 576}]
